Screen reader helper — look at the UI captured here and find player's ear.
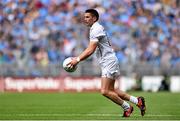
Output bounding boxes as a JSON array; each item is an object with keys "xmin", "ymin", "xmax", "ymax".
[{"xmin": 93, "ymin": 16, "xmax": 97, "ymax": 22}]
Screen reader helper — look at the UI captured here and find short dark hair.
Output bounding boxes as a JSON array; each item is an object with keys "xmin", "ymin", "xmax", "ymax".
[{"xmin": 85, "ymin": 9, "xmax": 99, "ymax": 21}]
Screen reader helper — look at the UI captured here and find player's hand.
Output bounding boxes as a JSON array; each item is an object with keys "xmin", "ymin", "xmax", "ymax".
[{"xmin": 67, "ymin": 57, "xmax": 79, "ymax": 69}]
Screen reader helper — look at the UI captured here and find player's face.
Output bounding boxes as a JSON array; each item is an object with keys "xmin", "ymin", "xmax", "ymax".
[{"xmin": 84, "ymin": 13, "xmax": 96, "ymax": 27}]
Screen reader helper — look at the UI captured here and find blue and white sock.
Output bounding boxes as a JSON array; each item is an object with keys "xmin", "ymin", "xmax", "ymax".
[{"xmin": 121, "ymin": 101, "xmax": 130, "ymax": 111}]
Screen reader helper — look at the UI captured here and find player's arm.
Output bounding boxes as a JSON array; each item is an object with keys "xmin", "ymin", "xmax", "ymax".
[
  {"xmin": 68, "ymin": 39, "xmax": 98, "ymax": 68},
  {"xmin": 78, "ymin": 40, "xmax": 98, "ymax": 61}
]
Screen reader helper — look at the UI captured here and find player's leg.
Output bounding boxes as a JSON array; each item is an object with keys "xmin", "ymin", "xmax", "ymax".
[
  {"xmin": 115, "ymin": 89, "xmax": 146, "ymax": 116},
  {"xmin": 101, "ymin": 77, "xmax": 124, "ymax": 105},
  {"xmin": 101, "ymin": 77, "xmax": 133, "ymax": 117},
  {"xmin": 115, "ymin": 89, "xmax": 137, "ymax": 104}
]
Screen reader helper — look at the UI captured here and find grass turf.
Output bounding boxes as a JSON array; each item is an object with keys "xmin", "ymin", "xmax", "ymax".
[{"xmin": 0, "ymin": 92, "xmax": 180, "ymax": 120}]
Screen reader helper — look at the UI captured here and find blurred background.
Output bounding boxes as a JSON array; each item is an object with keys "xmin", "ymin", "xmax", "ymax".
[{"xmin": 0, "ymin": 0, "xmax": 179, "ymax": 93}]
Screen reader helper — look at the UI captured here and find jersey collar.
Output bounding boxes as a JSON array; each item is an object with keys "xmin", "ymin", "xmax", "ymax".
[{"xmin": 90, "ymin": 22, "xmax": 99, "ymax": 30}]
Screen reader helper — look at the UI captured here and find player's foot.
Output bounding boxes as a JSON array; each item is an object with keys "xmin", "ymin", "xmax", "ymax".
[
  {"xmin": 137, "ymin": 96, "xmax": 146, "ymax": 116},
  {"xmin": 123, "ymin": 105, "xmax": 134, "ymax": 117}
]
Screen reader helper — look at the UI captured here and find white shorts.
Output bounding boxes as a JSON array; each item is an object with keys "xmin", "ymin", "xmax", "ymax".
[{"xmin": 101, "ymin": 59, "xmax": 120, "ymax": 80}]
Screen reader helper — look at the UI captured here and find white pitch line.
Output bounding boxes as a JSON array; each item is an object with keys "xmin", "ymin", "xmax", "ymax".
[
  {"xmin": 0, "ymin": 120, "xmax": 180, "ymax": 121},
  {"xmin": 0, "ymin": 113, "xmax": 180, "ymax": 117},
  {"xmin": 0, "ymin": 118, "xmax": 180, "ymax": 121},
  {"xmin": 0, "ymin": 119, "xmax": 180, "ymax": 121}
]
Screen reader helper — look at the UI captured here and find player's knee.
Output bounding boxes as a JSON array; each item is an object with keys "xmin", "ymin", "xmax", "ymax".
[{"xmin": 101, "ymin": 89, "xmax": 109, "ymax": 97}]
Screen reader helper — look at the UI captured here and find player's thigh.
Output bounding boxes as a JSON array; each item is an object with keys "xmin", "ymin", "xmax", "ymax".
[{"xmin": 101, "ymin": 77, "xmax": 115, "ymax": 91}]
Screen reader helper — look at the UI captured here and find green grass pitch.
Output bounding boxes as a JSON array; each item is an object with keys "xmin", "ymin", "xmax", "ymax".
[{"xmin": 0, "ymin": 92, "xmax": 180, "ymax": 120}]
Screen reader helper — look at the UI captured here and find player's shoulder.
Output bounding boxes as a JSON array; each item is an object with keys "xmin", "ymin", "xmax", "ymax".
[
  {"xmin": 90, "ymin": 22, "xmax": 106, "ymax": 39},
  {"xmin": 90, "ymin": 22, "xmax": 105, "ymax": 36},
  {"xmin": 91, "ymin": 22, "xmax": 104, "ymax": 32}
]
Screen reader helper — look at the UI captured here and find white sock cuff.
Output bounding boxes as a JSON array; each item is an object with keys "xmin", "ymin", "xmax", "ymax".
[
  {"xmin": 121, "ymin": 101, "xmax": 130, "ymax": 111},
  {"xmin": 130, "ymin": 96, "xmax": 138, "ymax": 105}
]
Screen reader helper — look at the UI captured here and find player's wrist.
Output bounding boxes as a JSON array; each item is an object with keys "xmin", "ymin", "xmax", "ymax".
[{"xmin": 76, "ymin": 57, "xmax": 80, "ymax": 63}]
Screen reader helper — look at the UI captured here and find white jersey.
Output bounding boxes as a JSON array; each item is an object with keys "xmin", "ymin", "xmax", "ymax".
[
  {"xmin": 89, "ymin": 22, "xmax": 117, "ymax": 64},
  {"xmin": 89, "ymin": 22, "xmax": 120, "ymax": 79}
]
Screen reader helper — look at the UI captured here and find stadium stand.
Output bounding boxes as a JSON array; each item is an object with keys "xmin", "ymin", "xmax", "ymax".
[{"xmin": 0, "ymin": 0, "xmax": 179, "ymax": 77}]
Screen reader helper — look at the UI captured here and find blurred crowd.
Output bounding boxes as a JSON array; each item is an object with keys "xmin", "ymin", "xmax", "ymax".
[{"xmin": 0, "ymin": 0, "xmax": 179, "ymax": 70}]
